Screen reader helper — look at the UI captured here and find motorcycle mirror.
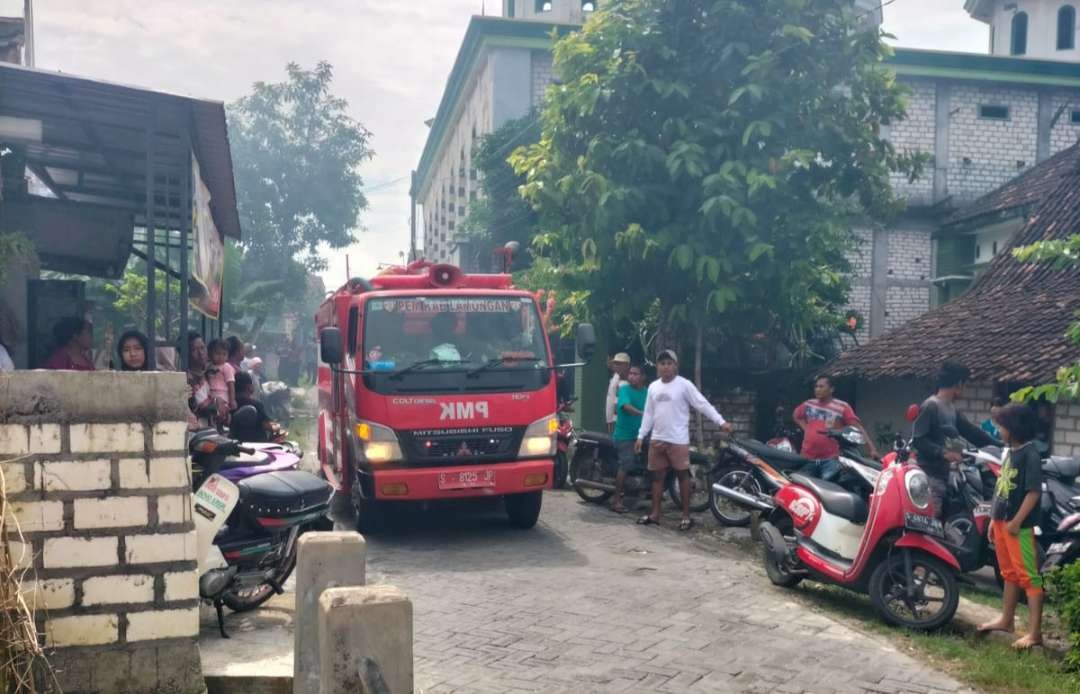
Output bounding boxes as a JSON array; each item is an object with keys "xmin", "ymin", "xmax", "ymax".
[{"xmin": 906, "ymin": 404, "xmax": 919, "ymax": 423}]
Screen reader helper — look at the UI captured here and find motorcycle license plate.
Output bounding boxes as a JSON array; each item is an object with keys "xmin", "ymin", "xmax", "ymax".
[
  {"xmin": 438, "ymin": 469, "xmax": 496, "ymax": 490},
  {"xmin": 1049, "ymin": 542, "xmax": 1071, "ymax": 555},
  {"xmin": 905, "ymin": 512, "xmax": 945, "ymax": 538}
]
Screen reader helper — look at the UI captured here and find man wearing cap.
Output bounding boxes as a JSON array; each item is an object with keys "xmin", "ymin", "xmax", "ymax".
[
  {"xmin": 636, "ymin": 349, "xmax": 731, "ymax": 530},
  {"xmin": 605, "ymin": 352, "xmax": 632, "ymax": 434}
]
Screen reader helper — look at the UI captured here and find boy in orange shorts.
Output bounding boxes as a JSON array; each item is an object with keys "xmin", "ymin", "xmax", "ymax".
[{"xmin": 978, "ymin": 403, "xmax": 1044, "ymax": 650}]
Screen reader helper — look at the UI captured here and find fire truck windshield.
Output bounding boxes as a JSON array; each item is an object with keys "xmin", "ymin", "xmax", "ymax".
[{"xmin": 361, "ymin": 295, "xmax": 551, "ymax": 394}]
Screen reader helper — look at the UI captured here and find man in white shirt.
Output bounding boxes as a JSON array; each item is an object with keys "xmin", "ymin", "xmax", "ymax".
[
  {"xmin": 635, "ymin": 350, "xmax": 731, "ymax": 530},
  {"xmin": 605, "ymin": 352, "xmax": 631, "ymax": 433}
]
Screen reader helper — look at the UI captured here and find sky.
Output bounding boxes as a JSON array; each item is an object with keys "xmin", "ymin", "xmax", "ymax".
[{"xmin": 17, "ymin": 0, "xmax": 988, "ymax": 289}]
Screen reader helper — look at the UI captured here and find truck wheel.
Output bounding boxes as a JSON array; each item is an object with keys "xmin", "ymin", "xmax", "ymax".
[
  {"xmin": 505, "ymin": 492, "xmax": 543, "ymax": 529},
  {"xmin": 354, "ymin": 497, "xmax": 385, "ymax": 535}
]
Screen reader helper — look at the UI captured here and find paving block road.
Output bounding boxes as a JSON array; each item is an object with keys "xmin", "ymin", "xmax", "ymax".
[{"xmin": 364, "ymin": 491, "xmax": 975, "ymax": 694}]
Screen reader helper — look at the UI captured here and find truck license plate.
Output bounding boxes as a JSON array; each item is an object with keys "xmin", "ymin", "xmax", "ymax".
[{"xmin": 438, "ymin": 469, "xmax": 496, "ymax": 490}]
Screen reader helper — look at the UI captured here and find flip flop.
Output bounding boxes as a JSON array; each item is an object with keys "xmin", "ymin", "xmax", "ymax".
[
  {"xmin": 679, "ymin": 518, "xmax": 693, "ymax": 532},
  {"xmin": 637, "ymin": 515, "xmax": 658, "ymax": 526},
  {"xmin": 610, "ymin": 504, "xmax": 627, "ymax": 514}
]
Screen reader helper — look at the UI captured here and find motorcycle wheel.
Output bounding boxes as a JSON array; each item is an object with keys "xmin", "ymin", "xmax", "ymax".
[
  {"xmin": 667, "ymin": 455, "xmax": 712, "ymax": 513},
  {"xmin": 570, "ymin": 448, "xmax": 613, "ymax": 504},
  {"xmin": 221, "ymin": 535, "xmax": 298, "ymax": 613},
  {"xmin": 708, "ymin": 465, "xmax": 761, "ymax": 527},
  {"xmin": 763, "ymin": 516, "xmax": 802, "ymax": 587},
  {"xmin": 553, "ymin": 451, "xmax": 568, "ymax": 490},
  {"xmin": 868, "ymin": 551, "xmax": 959, "ymax": 631}
]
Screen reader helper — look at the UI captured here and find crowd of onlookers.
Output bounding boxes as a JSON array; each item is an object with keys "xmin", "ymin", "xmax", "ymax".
[{"xmin": 0, "ymin": 317, "xmax": 296, "ymax": 438}]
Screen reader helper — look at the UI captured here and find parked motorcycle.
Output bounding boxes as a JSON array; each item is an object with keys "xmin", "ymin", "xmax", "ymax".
[
  {"xmin": 261, "ymin": 380, "xmax": 293, "ymax": 425},
  {"xmin": 1040, "ymin": 456, "xmax": 1080, "ymax": 571},
  {"xmin": 553, "ymin": 397, "xmax": 578, "ymax": 490},
  {"xmin": 758, "ymin": 456, "xmax": 961, "ymax": 630},
  {"xmin": 190, "ymin": 429, "xmax": 332, "ymax": 638},
  {"xmin": 570, "ymin": 433, "xmax": 713, "ymax": 512},
  {"xmin": 709, "ymin": 428, "xmax": 880, "ymax": 527}
]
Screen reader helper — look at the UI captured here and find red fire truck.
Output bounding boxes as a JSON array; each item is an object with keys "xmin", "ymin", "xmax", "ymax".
[{"xmin": 315, "ymin": 261, "xmax": 594, "ymax": 531}]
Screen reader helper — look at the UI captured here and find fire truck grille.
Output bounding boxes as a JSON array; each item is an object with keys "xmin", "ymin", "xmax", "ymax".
[{"xmin": 400, "ymin": 427, "xmax": 523, "ymax": 463}]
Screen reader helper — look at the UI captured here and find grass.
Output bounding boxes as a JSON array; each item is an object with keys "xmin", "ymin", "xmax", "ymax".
[{"xmin": 795, "ymin": 583, "xmax": 1080, "ymax": 694}]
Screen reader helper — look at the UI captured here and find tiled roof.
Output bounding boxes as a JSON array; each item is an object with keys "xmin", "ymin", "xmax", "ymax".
[
  {"xmin": 826, "ymin": 143, "xmax": 1080, "ymax": 384},
  {"xmin": 946, "ymin": 146, "xmax": 1080, "ymax": 226}
]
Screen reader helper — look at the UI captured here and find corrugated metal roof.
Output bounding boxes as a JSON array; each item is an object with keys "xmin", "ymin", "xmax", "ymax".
[{"xmin": 0, "ymin": 61, "xmax": 240, "ymax": 239}]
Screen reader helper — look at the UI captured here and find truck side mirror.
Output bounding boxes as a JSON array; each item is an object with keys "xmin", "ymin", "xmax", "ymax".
[
  {"xmin": 575, "ymin": 323, "xmax": 596, "ymax": 362},
  {"xmin": 320, "ymin": 327, "xmax": 343, "ymax": 365}
]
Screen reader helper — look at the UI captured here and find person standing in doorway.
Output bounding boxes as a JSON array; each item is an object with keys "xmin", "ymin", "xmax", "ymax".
[
  {"xmin": 981, "ymin": 396, "xmax": 1006, "ymax": 440},
  {"xmin": 605, "ymin": 352, "xmax": 631, "ymax": 434},
  {"xmin": 610, "ymin": 364, "xmax": 648, "ymax": 514},
  {"xmin": 912, "ymin": 362, "xmax": 1000, "ymax": 519},
  {"xmin": 635, "ymin": 350, "xmax": 731, "ymax": 530},
  {"xmin": 793, "ymin": 376, "xmax": 879, "ymax": 481}
]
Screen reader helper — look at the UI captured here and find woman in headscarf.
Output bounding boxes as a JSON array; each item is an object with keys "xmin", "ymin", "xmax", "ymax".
[
  {"xmin": 42, "ymin": 317, "xmax": 95, "ymax": 371},
  {"xmin": 116, "ymin": 330, "xmax": 154, "ymax": 371}
]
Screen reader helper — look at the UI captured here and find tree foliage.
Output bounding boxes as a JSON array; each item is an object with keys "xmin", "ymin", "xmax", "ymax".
[
  {"xmin": 1012, "ymin": 235, "xmax": 1080, "ymax": 403},
  {"xmin": 462, "ymin": 115, "xmax": 542, "ymax": 270},
  {"xmin": 228, "ymin": 61, "xmax": 373, "ymax": 272},
  {"xmin": 226, "ymin": 61, "xmax": 372, "ymax": 338},
  {"xmin": 511, "ymin": 0, "xmax": 925, "ymax": 360}
]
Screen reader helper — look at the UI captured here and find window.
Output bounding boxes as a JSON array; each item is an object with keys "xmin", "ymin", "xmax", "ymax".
[
  {"xmin": 993, "ymin": 241, "xmax": 999, "ymax": 255},
  {"xmin": 979, "ymin": 104, "xmax": 1010, "ymax": 120},
  {"xmin": 1060, "ymin": 6, "xmax": 1077, "ymax": 50},
  {"xmin": 1011, "ymin": 12, "xmax": 1028, "ymax": 55},
  {"xmin": 975, "ymin": 244, "xmax": 982, "ymax": 260},
  {"xmin": 535, "ymin": 0, "xmax": 552, "ymax": 11},
  {"xmin": 1072, "ymin": 109, "xmax": 1080, "ymax": 124},
  {"xmin": 506, "ymin": 0, "xmax": 515, "ymax": 18},
  {"xmin": 582, "ymin": 0, "xmax": 596, "ymax": 10}
]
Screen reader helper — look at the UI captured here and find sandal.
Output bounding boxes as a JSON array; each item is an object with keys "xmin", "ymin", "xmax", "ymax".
[
  {"xmin": 637, "ymin": 515, "xmax": 658, "ymax": 526},
  {"xmin": 611, "ymin": 503, "xmax": 627, "ymax": 514},
  {"xmin": 679, "ymin": 518, "xmax": 693, "ymax": 532}
]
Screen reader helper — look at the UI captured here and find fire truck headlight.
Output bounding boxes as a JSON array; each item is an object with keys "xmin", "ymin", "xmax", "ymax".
[
  {"xmin": 354, "ymin": 420, "xmax": 402, "ymax": 463},
  {"xmin": 519, "ymin": 416, "xmax": 557, "ymax": 458}
]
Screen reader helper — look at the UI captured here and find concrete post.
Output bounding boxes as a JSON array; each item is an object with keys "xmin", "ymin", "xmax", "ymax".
[
  {"xmin": 293, "ymin": 532, "xmax": 367, "ymax": 694},
  {"xmin": 318, "ymin": 585, "xmax": 413, "ymax": 694}
]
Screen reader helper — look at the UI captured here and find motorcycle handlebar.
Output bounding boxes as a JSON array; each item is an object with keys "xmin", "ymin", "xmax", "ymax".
[{"xmin": 238, "ymin": 446, "xmax": 257, "ymax": 455}]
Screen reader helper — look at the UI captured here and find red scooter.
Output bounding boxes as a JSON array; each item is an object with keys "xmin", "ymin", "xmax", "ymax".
[{"xmin": 758, "ymin": 430, "xmax": 961, "ymax": 630}]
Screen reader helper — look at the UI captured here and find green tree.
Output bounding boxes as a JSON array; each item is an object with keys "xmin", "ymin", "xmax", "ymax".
[
  {"xmin": 511, "ymin": 0, "xmax": 924, "ymax": 363},
  {"xmin": 462, "ymin": 115, "xmax": 542, "ymax": 270},
  {"xmin": 1012, "ymin": 236, "xmax": 1080, "ymax": 403},
  {"xmin": 227, "ymin": 62, "xmax": 373, "ymax": 336}
]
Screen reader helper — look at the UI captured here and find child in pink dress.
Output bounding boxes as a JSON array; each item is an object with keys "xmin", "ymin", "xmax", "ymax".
[{"xmin": 206, "ymin": 339, "xmax": 236, "ymax": 421}]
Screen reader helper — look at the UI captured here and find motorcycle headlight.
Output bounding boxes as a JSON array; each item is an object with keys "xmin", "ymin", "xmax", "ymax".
[
  {"xmin": 355, "ymin": 420, "xmax": 403, "ymax": 463},
  {"xmin": 518, "ymin": 415, "xmax": 558, "ymax": 458},
  {"xmin": 905, "ymin": 469, "xmax": 931, "ymax": 509}
]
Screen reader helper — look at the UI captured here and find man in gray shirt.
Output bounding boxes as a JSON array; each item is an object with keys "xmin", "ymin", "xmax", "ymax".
[{"xmin": 912, "ymin": 362, "xmax": 1000, "ymax": 518}]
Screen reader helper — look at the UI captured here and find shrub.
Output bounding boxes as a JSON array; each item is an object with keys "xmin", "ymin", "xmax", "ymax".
[{"xmin": 1048, "ymin": 561, "xmax": 1080, "ymax": 669}]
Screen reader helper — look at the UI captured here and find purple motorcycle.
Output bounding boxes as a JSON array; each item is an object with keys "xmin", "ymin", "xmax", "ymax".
[{"xmin": 190, "ymin": 425, "xmax": 332, "ymax": 637}]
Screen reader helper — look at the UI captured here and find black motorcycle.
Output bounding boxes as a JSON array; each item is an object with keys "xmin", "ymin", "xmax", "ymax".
[
  {"xmin": 190, "ymin": 430, "xmax": 333, "ymax": 638},
  {"xmin": 569, "ymin": 432, "xmax": 713, "ymax": 512},
  {"xmin": 1040, "ymin": 456, "xmax": 1080, "ymax": 572},
  {"xmin": 709, "ymin": 428, "xmax": 881, "ymax": 527}
]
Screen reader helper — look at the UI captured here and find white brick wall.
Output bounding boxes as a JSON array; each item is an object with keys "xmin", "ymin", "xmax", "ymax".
[
  {"xmin": 70, "ymin": 423, "xmax": 145, "ymax": 454},
  {"xmin": 887, "ymin": 228, "xmax": 932, "ymax": 282},
  {"xmin": 22, "ymin": 579, "xmax": 76, "ymax": 611},
  {"xmin": 947, "ymin": 85, "xmax": 1039, "ymax": 205},
  {"xmin": 43, "ymin": 537, "xmax": 119, "ymax": 569},
  {"xmin": 156, "ymin": 494, "xmax": 191, "ymax": 525},
  {"xmin": 74, "ymin": 497, "xmax": 149, "ymax": 530},
  {"xmin": 125, "ymin": 531, "xmax": 198, "ymax": 565},
  {"xmin": 10, "ymin": 500, "xmax": 64, "ymax": 533},
  {"xmin": 164, "ymin": 571, "xmax": 199, "ymax": 602},
  {"xmin": 40, "ymin": 460, "xmax": 111, "ymax": 492},
  {"xmin": 531, "ymin": 50, "xmax": 554, "ymax": 108},
  {"xmin": 45, "ymin": 614, "xmax": 119, "ymax": 648},
  {"xmin": 82, "ymin": 575, "xmax": 155, "ymax": 606},
  {"xmin": 0, "ymin": 423, "xmax": 61, "ymax": 455},
  {"xmin": 126, "ymin": 608, "xmax": 199, "ymax": 643},
  {"xmin": 119, "ymin": 457, "xmax": 189, "ymax": 490},
  {"xmin": 888, "ymin": 78, "xmax": 936, "ymax": 205}
]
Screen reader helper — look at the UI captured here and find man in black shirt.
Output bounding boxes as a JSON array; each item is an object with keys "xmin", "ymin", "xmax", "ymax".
[{"xmin": 912, "ymin": 362, "xmax": 1000, "ymax": 518}]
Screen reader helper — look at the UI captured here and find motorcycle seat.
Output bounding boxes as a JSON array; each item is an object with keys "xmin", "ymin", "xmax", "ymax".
[
  {"xmin": 236, "ymin": 470, "xmax": 333, "ymax": 520},
  {"xmin": 577, "ymin": 430, "xmax": 615, "ymax": 448},
  {"xmin": 1043, "ymin": 456, "xmax": 1080, "ymax": 483},
  {"xmin": 221, "ymin": 450, "xmax": 273, "ymax": 470},
  {"xmin": 790, "ymin": 473, "xmax": 869, "ymax": 524},
  {"xmin": 741, "ymin": 439, "xmax": 813, "ymax": 470}
]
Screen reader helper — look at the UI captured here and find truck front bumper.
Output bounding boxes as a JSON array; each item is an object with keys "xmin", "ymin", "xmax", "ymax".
[{"xmin": 371, "ymin": 459, "xmax": 554, "ymax": 500}]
